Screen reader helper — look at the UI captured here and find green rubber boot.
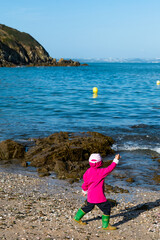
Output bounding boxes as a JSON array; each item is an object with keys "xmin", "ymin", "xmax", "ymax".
[
  {"xmin": 74, "ymin": 209, "xmax": 86, "ymax": 225},
  {"xmin": 102, "ymin": 215, "xmax": 117, "ymax": 230}
]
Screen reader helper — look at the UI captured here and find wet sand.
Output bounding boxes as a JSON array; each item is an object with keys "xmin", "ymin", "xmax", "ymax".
[{"xmin": 0, "ymin": 172, "xmax": 159, "ymax": 240}]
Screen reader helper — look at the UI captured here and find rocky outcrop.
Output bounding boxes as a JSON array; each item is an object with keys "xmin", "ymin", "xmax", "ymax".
[
  {"xmin": 25, "ymin": 132, "xmax": 114, "ymax": 181},
  {"xmin": 57, "ymin": 58, "xmax": 80, "ymax": 66},
  {"xmin": 0, "ymin": 24, "xmax": 83, "ymax": 67},
  {"xmin": 0, "ymin": 139, "xmax": 25, "ymax": 160},
  {"xmin": 0, "ymin": 132, "xmax": 114, "ymax": 182}
]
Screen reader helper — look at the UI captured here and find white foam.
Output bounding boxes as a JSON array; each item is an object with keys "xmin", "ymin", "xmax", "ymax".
[
  {"xmin": 154, "ymin": 147, "xmax": 160, "ymax": 154},
  {"xmin": 112, "ymin": 143, "xmax": 160, "ymax": 154}
]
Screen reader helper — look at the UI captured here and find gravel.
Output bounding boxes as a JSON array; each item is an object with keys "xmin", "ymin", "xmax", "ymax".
[{"xmin": 0, "ymin": 172, "xmax": 159, "ymax": 240}]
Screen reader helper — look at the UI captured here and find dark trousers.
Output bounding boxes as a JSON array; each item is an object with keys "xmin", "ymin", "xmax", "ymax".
[{"xmin": 81, "ymin": 200, "xmax": 111, "ymax": 216}]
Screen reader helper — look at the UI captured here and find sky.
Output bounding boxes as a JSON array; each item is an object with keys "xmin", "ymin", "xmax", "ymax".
[{"xmin": 1, "ymin": 0, "xmax": 160, "ymax": 59}]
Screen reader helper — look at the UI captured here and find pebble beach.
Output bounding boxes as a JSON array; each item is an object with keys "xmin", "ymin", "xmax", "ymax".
[{"xmin": 0, "ymin": 172, "xmax": 159, "ymax": 240}]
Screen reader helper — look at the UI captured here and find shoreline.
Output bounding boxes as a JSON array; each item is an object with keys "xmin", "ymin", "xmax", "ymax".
[
  {"xmin": 0, "ymin": 172, "xmax": 159, "ymax": 240},
  {"xmin": 0, "ymin": 160, "xmax": 159, "ymax": 193},
  {"xmin": 0, "ymin": 132, "xmax": 159, "ymax": 191}
]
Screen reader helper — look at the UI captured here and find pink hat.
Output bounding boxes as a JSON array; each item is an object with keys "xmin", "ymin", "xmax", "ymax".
[{"xmin": 89, "ymin": 153, "xmax": 102, "ymax": 163}]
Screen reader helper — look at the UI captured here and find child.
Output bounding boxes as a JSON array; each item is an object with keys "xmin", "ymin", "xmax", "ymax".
[{"xmin": 74, "ymin": 153, "xmax": 120, "ymax": 230}]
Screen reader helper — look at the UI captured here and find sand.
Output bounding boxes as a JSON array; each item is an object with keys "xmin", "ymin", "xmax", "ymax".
[{"xmin": 0, "ymin": 172, "xmax": 159, "ymax": 240}]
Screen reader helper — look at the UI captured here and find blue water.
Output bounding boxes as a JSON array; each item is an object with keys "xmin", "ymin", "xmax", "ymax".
[{"xmin": 0, "ymin": 63, "xmax": 160, "ymax": 190}]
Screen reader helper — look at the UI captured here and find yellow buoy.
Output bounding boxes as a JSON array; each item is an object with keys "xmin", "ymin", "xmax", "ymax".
[
  {"xmin": 93, "ymin": 87, "xmax": 98, "ymax": 94},
  {"xmin": 156, "ymin": 80, "xmax": 160, "ymax": 85}
]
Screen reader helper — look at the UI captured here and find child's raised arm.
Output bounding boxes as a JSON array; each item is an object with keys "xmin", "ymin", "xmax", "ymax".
[{"xmin": 101, "ymin": 154, "xmax": 121, "ymax": 178}]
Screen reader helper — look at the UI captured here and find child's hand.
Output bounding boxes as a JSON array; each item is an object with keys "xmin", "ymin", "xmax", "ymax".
[
  {"xmin": 82, "ymin": 190, "xmax": 87, "ymax": 196},
  {"xmin": 115, "ymin": 154, "xmax": 121, "ymax": 160},
  {"xmin": 82, "ymin": 192, "xmax": 86, "ymax": 197}
]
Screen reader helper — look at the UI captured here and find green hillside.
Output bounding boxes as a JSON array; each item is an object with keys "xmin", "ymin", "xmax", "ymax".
[{"xmin": 0, "ymin": 24, "xmax": 80, "ymax": 67}]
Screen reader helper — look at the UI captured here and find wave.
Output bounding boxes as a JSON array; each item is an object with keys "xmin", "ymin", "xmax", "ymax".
[{"xmin": 112, "ymin": 143, "xmax": 160, "ymax": 154}]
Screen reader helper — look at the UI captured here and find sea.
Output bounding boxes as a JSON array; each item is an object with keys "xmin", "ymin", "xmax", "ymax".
[{"xmin": 0, "ymin": 63, "xmax": 160, "ymax": 191}]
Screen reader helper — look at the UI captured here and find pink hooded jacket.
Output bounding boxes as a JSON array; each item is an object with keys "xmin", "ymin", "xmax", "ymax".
[{"xmin": 81, "ymin": 154, "xmax": 118, "ymax": 204}]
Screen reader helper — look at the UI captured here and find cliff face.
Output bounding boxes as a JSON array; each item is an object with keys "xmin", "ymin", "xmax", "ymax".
[{"xmin": 0, "ymin": 24, "xmax": 80, "ymax": 67}]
